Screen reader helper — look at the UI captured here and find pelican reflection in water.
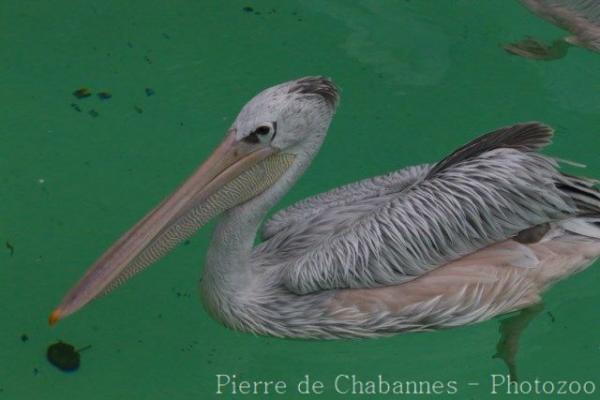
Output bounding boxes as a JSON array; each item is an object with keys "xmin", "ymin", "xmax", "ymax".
[
  {"xmin": 50, "ymin": 77, "xmax": 600, "ymax": 346},
  {"xmin": 505, "ymin": 0, "xmax": 600, "ymax": 59}
]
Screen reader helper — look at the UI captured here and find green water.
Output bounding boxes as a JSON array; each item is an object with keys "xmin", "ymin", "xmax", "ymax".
[{"xmin": 1, "ymin": 0, "xmax": 599, "ymax": 399}]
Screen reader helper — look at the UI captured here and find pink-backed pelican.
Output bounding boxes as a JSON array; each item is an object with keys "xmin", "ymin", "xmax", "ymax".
[{"xmin": 49, "ymin": 77, "xmax": 600, "ymax": 341}]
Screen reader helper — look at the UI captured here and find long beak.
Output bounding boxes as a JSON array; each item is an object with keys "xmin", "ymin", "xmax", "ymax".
[{"xmin": 49, "ymin": 130, "xmax": 290, "ymax": 325}]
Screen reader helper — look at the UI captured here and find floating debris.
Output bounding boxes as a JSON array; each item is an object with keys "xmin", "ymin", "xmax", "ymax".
[
  {"xmin": 145, "ymin": 87, "xmax": 155, "ymax": 96},
  {"xmin": 97, "ymin": 91, "xmax": 112, "ymax": 100},
  {"xmin": 89, "ymin": 109, "xmax": 99, "ymax": 118},
  {"xmin": 70, "ymin": 103, "xmax": 82, "ymax": 112},
  {"xmin": 162, "ymin": 32, "xmax": 171, "ymax": 39},
  {"xmin": 243, "ymin": 6, "xmax": 254, "ymax": 13},
  {"xmin": 73, "ymin": 88, "xmax": 92, "ymax": 99},
  {"xmin": 5, "ymin": 241, "xmax": 14, "ymax": 256},
  {"xmin": 46, "ymin": 342, "xmax": 91, "ymax": 372},
  {"xmin": 144, "ymin": 55, "xmax": 152, "ymax": 64},
  {"xmin": 134, "ymin": 105, "xmax": 143, "ymax": 114},
  {"xmin": 503, "ymin": 38, "xmax": 568, "ymax": 61},
  {"xmin": 21, "ymin": 334, "xmax": 29, "ymax": 342}
]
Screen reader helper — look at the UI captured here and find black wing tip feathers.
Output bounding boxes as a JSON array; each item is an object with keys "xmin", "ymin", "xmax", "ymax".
[
  {"xmin": 503, "ymin": 122, "xmax": 554, "ymax": 151},
  {"xmin": 427, "ymin": 121, "xmax": 555, "ymax": 178}
]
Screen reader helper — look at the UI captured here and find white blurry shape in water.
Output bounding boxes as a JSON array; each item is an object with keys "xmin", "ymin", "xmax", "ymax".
[{"xmin": 505, "ymin": 0, "xmax": 600, "ymax": 60}]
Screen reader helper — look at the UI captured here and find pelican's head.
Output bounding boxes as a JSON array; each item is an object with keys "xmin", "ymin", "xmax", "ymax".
[
  {"xmin": 49, "ymin": 77, "xmax": 338, "ymax": 324},
  {"xmin": 232, "ymin": 77, "xmax": 338, "ymax": 153}
]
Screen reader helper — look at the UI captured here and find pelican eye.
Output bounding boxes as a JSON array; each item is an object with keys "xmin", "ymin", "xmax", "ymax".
[
  {"xmin": 255, "ymin": 125, "xmax": 271, "ymax": 135},
  {"xmin": 242, "ymin": 123, "xmax": 276, "ymax": 144}
]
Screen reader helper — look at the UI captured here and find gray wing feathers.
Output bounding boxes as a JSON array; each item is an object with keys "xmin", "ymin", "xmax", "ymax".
[
  {"xmin": 261, "ymin": 164, "xmax": 430, "ymax": 240},
  {"xmin": 556, "ymin": 173, "xmax": 600, "ymax": 213},
  {"xmin": 260, "ymin": 122, "xmax": 599, "ymax": 295}
]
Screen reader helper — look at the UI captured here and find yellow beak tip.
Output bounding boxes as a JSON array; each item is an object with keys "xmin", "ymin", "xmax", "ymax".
[{"xmin": 48, "ymin": 309, "xmax": 62, "ymax": 326}]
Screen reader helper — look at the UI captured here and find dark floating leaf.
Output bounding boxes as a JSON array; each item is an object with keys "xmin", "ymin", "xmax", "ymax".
[
  {"xmin": 243, "ymin": 6, "xmax": 254, "ymax": 13},
  {"xmin": 145, "ymin": 87, "xmax": 155, "ymax": 96},
  {"xmin": 97, "ymin": 92, "xmax": 112, "ymax": 100},
  {"xmin": 134, "ymin": 105, "xmax": 143, "ymax": 114},
  {"xmin": 73, "ymin": 88, "xmax": 92, "ymax": 99},
  {"xmin": 70, "ymin": 103, "xmax": 82, "ymax": 112},
  {"xmin": 21, "ymin": 334, "xmax": 28, "ymax": 342},
  {"xmin": 89, "ymin": 109, "xmax": 99, "ymax": 118},
  {"xmin": 47, "ymin": 342, "xmax": 81, "ymax": 372}
]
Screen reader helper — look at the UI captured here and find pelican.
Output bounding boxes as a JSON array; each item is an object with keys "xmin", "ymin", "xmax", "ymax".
[
  {"xmin": 49, "ymin": 77, "xmax": 600, "ymax": 340},
  {"xmin": 504, "ymin": 0, "xmax": 600, "ymax": 59}
]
